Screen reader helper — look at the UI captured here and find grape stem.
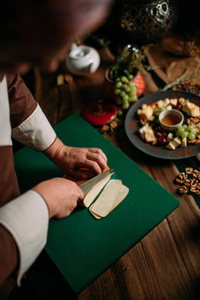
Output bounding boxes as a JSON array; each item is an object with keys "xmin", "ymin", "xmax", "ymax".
[{"xmin": 161, "ymin": 68, "xmax": 198, "ymax": 91}]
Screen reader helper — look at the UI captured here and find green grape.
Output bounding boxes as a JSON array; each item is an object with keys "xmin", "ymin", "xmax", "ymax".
[
  {"xmin": 130, "ymin": 87, "xmax": 136, "ymax": 93},
  {"xmin": 131, "ymin": 91, "xmax": 137, "ymax": 100},
  {"xmin": 114, "ymin": 76, "xmax": 137, "ymax": 109},
  {"xmin": 116, "ymin": 97, "xmax": 122, "ymax": 105},
  {"xmin": 130, "ymin": 90, "xmax": 136, "ymax": 96},
  {"xmin": 182, "ymin": 124, "xmax": 187, "ymax": 129},
  {"xmin": 188, "ymin": 133, "xmax": 196, "ymax": 140},
  {"xmin": 177, "ymin": 126, "xmax": 184, "ymax": 134},
  {"xmin": 160, "ymin": 107, "xmax": 166, "ymax": 112},
  {"xmin": 176, "ymin": 126, "xmax": 184, "ymax": 137},
  {"xmin": 190, "ymin": 130, "xmax": 196, "ymax": 136},
  {"xmin": 130, "ymin": 88, "xmax": 136, "ymax": 95},
  {"xmin": 121, "ymin": 76, "xmax": 128, "ymax": 83},
  {"xmin": 129, "ymin": 81, "xmax": 135, "ymax": 86},
  {"xmin": 181, "ymin": 131, "xmax": 189, "ymax": 138},
  {"xmin": 187, "ymin": 125, "xmax": 193, "ymax": 131},
  {"xmin": 123, "ymin": 94, "xmax": 129, "ymax": 102},
  {"xmin": 117, "ymin": 110, "xmax": 123, "ymax": 116},
  {"xmin": 122, "ymin": 101, "xmax": 129, "ymax": 109},
  {"xmin": 124, "ymin": 85, "xmax": 131, "ymax": 93},
  {"xmin": 153, "ymin": 108, "xmax": 160, "ymax": 116},
  {"xmin": 128, "ymin": 74, "xmax": 134, "ymax": 80},
  {"xmin": 116, "ymin": 78, "xmax": 120, "ymax": 82},
  {"xmin": 120, "ymin": 90, "xmax": 126, "ymax": 97},
  {"xmin": 115, "ymin": 81, "xmax": 123, "ymax": 88},
  {"xmin": 114, "ymin": 88, "xmax": 121, "ymax": 95},
  {"xmin": 129, "ymin": 95, "xmax": 136, "ymax": 102}
]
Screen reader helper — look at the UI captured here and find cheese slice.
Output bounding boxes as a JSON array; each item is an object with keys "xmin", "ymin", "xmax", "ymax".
[
  {"xmin": 63, "ymin": 166, "xmax": 112, "ymax": 207},
  {"xmin": 112, "ymin": 184, "xmax": 129, "ymax": 209},
  {"xmin": 82, "ymin": 173, "xmax": 113, "ymax": 207},
  {"xmin": 90, "ymin": 179, "xmax": 122, "ymax": 217},
  {"xmin": 90, "ymin": 184, "xmax": 129, "ymax": 219}
]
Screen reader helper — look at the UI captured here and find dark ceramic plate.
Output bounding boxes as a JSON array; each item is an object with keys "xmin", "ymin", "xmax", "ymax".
[{"xmin": 125, "ymin": 90, "xmax": 200, "ymax": 160}]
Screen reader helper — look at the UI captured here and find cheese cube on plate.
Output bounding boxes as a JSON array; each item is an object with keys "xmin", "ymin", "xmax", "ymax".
[
  {"xmin": 166, "ymin": 137, "xmax": 181, "ymax": 150},
  {"xmin": 163, "ymin": 98, "xmax": 170, "ymax": 107},
  {"xmin": 170, "ymin": 99, "xmax": 178, "ymax": 106},
  {"xmin": 181, "ymin": 137, "xmax": 187, "ymax": 147},
  {"xmin": 157, "ymin": 100, "xmax": 164, "ymax": 108}
]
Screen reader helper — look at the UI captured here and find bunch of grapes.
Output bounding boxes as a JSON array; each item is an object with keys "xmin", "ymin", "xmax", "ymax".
[
  {"xmin": 176, "ymin": 125, "xmax": 196, "ymax": 140},
  {"xmin": 114, "ymin": 75, "xmax": 137, "ymax": 109}
]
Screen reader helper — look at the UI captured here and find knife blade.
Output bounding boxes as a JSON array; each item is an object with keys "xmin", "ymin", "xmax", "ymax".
[{"xmin": 79, "ymin": 168, "xmax": 114, "ymax": 195}]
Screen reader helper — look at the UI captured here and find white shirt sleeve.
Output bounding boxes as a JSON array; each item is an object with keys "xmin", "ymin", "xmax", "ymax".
[
  {"xmin": 0, "ymin": 190, "xmax": 49, "ymax": 286},
  {"xmin": 12, "ymin": 104, "xmax": 57, "ymax": 151}
]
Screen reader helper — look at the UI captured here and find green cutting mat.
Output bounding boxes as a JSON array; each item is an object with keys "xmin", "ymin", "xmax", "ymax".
[{"xmin": 14, "ymin": 113, "xmax": 180, "ymax": 293}]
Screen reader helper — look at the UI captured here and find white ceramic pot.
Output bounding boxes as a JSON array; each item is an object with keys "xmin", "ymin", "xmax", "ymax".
[{"xmin": 66, "ymin": 44, "xmax": 100, "ymax": 76}]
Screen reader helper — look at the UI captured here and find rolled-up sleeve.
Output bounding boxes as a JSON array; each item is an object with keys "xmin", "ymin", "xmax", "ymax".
[
  {"xmin": 7, "ymin": 73, "xmax": 56, "ymax": 151},
  {"xmin": 12, "ymin": 104, "xmax": 56, "ymax": 151},
  {"xmin": 0, "ymin": 190, "xmax": 49, "ymax": 286}
]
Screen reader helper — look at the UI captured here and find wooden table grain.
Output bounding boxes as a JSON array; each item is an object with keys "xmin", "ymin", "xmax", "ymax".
[{"xmin": 34, "ymin": 47, "xmax": 200, "ymax": 300}]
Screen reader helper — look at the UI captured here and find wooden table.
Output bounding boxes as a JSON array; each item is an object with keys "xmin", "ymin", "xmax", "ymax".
[{"xmin": 34, "ymin": 47, "xmax": 200, "ymax": 299}]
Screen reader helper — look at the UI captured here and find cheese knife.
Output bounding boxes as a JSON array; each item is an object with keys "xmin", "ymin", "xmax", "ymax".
[{"xmin": 79, "ymin": 168, "xmax": 114, "ymax": 195}]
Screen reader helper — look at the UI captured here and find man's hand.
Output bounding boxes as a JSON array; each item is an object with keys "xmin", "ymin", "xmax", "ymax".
[
  {"xmin": 32, "ymin": 178, "xmax": 84, "ymax": 219},
  {"xmin": 44, "ymin": 137, "xmax": 108, "ymax": 179}
]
